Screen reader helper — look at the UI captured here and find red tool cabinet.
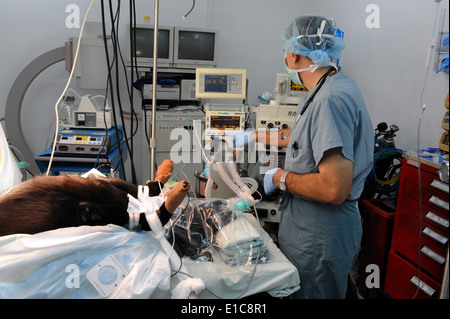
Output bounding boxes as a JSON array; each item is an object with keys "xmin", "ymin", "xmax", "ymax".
[{"xmin": 384, "ymin": 154, "xmax": 449, "ymax": 299}]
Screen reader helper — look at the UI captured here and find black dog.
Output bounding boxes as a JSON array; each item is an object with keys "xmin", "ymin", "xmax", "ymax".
[{"xmin": 0, "ymin": 160, "xmax": 190, "ymax": 237}]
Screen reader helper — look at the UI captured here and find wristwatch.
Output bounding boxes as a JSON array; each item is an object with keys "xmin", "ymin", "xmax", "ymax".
[{"xmin": 278, "ymin": 171, "xmax": 289, "ymax": 191}]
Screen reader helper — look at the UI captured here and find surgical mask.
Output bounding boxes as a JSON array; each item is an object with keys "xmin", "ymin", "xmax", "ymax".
[{"xmin": 284, "ymin": 56, "xmax": 316, "ymax": 86}]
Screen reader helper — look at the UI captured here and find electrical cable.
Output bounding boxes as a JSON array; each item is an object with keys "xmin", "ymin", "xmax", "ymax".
[
  {"xmin": 111, "ymin": 1, "xmax": 140, "ymax": 145},
  {"xmin": 100, "ymin": 0, "xmax": 127, "ymax": 181},
  {"xmin": 124, "ymin": 2, "xmax": 139, "ymax": 163},
  {"xmin": 188, "ymin": 120, "xmax": 264, "ymax": 298},
  {"xmin": 161, "ymin": 122, "xmax": 263, "ymax": 297},
  {"xmin": 182, "ymin": 0, "xmax": 196, "ymax": 19},
  {"xmin": 412, "ymin": 0, "xmax": 442, "ymax": 299},
  {"xmin": 413, "ymin": 105, "xmax": 426, "ymax": 299},
  {"xmin": 192, "ymin": 118, "xmax": 213, "ymax": 165},
  {"xmin": 129, "ymin": 0, "xmax": 154, "ymax": 181},
  {"xmin": 167, "ymin": 205, "xmax": 262, "ymax": 299},
  {"xmin": 111, "ymin": 1, "xmax": 134, "ymax": 165},
  {"xmin": 108, "ymin": 0, "xmax": 137, "ymax": 184},
  {"xmin": 99, "ymin": 0, "xmax": 141, "ymax": 183},
  {"xmin": 46, "ymin": 0, "xmax": 95, "ymax": 176},
  {"xmin": 167, "ymin": 196, "xmax": 191, "ymax": 278},
  {"xmin": 94, "ymin": 93, "xmax": 110, "ymax": 170},
  {"xmin": 112, "ymin": 0, "xmax": 141, "ymax": 171}
]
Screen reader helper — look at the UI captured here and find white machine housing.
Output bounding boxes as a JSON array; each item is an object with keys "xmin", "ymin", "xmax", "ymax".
[
  {"xmin": 142, "ymin": 84, "xmax": 180, "ymax": 100},
  {"xmin": 73, "ymin": 95, "xmax": 112, "ymax": 130},
  {"xmin": 253, "ymin": 103, "xmax": 298, "ymax": 153},
  {"xmin": 255, "ymin": 200, "xmax": 283, "ymax": 223},
  {"xmin": 204, "ymin": 103, "xmax": 246, "ymax": 152},
  {"xmin": 140, "ymin": 107, "xmax": 205, "ymax": 186},
  {"xmin": 180, "ymin": 79, "xmax": 198, "ymax": 100}
]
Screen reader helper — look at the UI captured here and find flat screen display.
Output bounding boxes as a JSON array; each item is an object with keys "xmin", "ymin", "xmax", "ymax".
[
  {"xmin": 204, "ymin": 75, "xmax": 228, "ymax": 93},
  {"xmin": 210, "ymin": 116, "xmax": 241, "ymax": 130},
  {"xmin": 177, "ymin": 31, "xmax": 215, "ymax": 61},
  {"xmin": 134, "ymin": 28, "xmax": 170, "ymax": 59}
]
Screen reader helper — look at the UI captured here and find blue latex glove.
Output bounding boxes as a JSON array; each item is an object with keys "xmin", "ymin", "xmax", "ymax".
[
  {"xmin": 263, "ymin": 167, "xmax": 280, "ymax": 194},
  {"xmin": 224, "ymin": 131, "xmax": 253, "ymax": 147}
]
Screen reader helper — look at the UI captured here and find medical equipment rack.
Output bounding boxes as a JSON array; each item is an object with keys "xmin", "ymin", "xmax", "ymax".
[{"xmin": 35, "ymin": 126, "xmax": 126, "ymax": 179}]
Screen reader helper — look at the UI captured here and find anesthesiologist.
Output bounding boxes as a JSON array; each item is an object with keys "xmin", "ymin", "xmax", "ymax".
[{"xmin": 233, "ymin": 15, "xmax": 374, "ymax": 298}]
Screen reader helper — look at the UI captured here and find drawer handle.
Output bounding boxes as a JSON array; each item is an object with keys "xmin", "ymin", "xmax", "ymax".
[
  {"xmin": 422, "ymin": 227, "xmax": 448, "ymax": 245},
  {"xmin": 430, "ymin": 179, "xmax": 449, "ymax": 194},
  {"xmin": 428, "ymin": 195, "xmax": 449, "ymax": 211},
  {"xmin": 410, "ymin": 276, "xmax": 435, "ymax": 297},
  {"xmin": 421, "ymin": 246, "xmax": 447, "ymax": 265},
  {"xmin": 425, "ymin": 211, "xmax": 449, "ymax": 228}
]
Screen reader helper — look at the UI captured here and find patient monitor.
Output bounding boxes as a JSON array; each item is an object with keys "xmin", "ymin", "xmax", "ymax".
[
  {"xmin": 195, "ymin": 68, "xmax": 254, "ymax": 201},
  {"xmin": 203, "ymin": 103, "xmax": 246, "ymax": 151},
  {"xmin": 195, "ymin": 68, "xmax": 248, "ymax": 152},
  {"xmin": 195, "ymin": 68, "xmax": 246, "ymax": 100}
]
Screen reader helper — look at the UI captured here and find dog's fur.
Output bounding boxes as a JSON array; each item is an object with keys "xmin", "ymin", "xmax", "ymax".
[{"xmin": 0, "ymin": 174, "xmax": 170, "ymax": 237}]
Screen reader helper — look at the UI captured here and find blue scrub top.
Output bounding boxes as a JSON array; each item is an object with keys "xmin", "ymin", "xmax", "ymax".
[
  {"xmin": 279, "ymin": 70, "xmax": 374, "ymax": 298},
  {"xmin": 284, "ymin": 70, "xmax": 374, "ymax": 200}
]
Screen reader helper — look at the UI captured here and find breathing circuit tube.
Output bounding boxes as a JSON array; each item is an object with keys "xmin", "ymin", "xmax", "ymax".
[
  {"xmin": 191, "ymin": 116, "xmax": 258, "ymax": 202},
  {"xmin": 206, "ymin": 162, "xmax": 258, "ymax": 203},
  {"xmin": 225, "ymin": 162, "xmax": 258, "ymax": 198}
]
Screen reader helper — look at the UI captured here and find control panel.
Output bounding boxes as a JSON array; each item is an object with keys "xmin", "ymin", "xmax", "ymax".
[
  {"xmin": 203, "ymin": 103, "xmax": 247, "ymax": 152},
  {"xmin": 255, "ymin": 200, "xmax": 282, "ymax": 223},
  {"xmin": 253, "ymin": 104, "xmax": 298, "ymax": 152},
  {"xmin": 195, "ymin": 68, "xmax": 246, "ymax": 99},
  {"xmin": 55, "ymin": 129, "xmax": 115, "ymax": 155},
  {"xmin": 205, "ymin": 110, "xmax": 246, "ymax": 134}
]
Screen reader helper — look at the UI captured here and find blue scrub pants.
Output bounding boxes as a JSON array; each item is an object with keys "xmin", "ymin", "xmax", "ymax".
[{"xmin": 278, "ymin": 194, "xmax": 362, "ymax": 299}]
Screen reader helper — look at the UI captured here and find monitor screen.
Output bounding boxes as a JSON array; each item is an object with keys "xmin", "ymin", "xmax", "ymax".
[
  {"xmin": 134, "ymin": 28, "xmax": 170, "ymax": 59},
  {"xmin": 210, "ymin": 115, "xmax": 241, "ymax": 130},
  {"xmin": 177, "ymin": 30, "xmax": 215, "ymax": 61},
  {"xmin": 204, "ymin": 75, "xmax": 228, "ymax": 93},
  {"xmin": 196, "ymin": 68, "xmax": 246, "ymax": 99}
]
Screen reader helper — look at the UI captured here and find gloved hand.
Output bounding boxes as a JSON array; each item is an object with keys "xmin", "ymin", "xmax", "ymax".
[
  {"xmin": 263, "ymin": 167, "xmax": 280, "ymax": 194},
  {"xmin": 225, "ymin": 130, "xmax": 254, "ymax": 147}
]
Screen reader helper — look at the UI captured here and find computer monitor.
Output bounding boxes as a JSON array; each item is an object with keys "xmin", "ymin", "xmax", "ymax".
[
  {"xmin": 126, "ymin": 24, "xmax": 174, "ymax": 68},
  {"xmin": 173, "ymin": 27, "xmax": 218, "ymax": 69},
  {"xmin": 195, "ymin": 68, "xmax": 246, "ymax": 99}
]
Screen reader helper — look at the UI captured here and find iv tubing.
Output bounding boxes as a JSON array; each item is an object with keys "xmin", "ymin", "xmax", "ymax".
[{"xmin": 150, "ymin": 0, "xmax": 159, "ymax": 180}]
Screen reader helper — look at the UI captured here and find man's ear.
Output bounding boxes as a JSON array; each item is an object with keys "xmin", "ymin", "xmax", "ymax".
[
  {"xmin": 292, "ymin": 53, "xmax": 301, "ymax": 63},
  {"xmin": 286, "ymin": 53, "xmax": 298, "ymax": 63},
  {"xmin": 289, "ymin": 53, "xmax": 304, "ymax": 67}
]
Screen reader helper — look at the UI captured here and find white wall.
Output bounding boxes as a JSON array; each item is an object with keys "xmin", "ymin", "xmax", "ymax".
[
  {"xmin": 1, "ymin": 0, "xmax": 448, "ymax": 182},
  {"xmin": 211, "ymin": 0, "xmax": 449, "ymax": 151}
]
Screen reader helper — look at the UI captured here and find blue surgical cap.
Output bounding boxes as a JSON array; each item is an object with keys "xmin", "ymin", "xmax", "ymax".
[{"xmin": 281, "ymin": 15, "xmax": 345, "ymax": 68}]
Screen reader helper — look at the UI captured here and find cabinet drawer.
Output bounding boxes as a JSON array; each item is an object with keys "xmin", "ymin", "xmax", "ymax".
[
  {"xmin": 402, "ymin": 179, "xmax": 449, "ymax": 214},
  {"xmin": 384, "ymin": 251, "xmax": 441, "ymax": 299},
  {"xmin": 391, "ymin": 209, "xmax": 447, "ymax": 280},
  {"xmin": 403, "ymin": 158, "xmax": 448, "ymax": 195},
  {"xmin": 397, "ymin": 193, "xmax": 449, "ymax": 230}
]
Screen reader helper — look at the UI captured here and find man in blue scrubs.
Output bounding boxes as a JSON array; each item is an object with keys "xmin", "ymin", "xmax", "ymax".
[{"xmin": 255, "ymin": 15, "xmax": 374, "ymax": 298}]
